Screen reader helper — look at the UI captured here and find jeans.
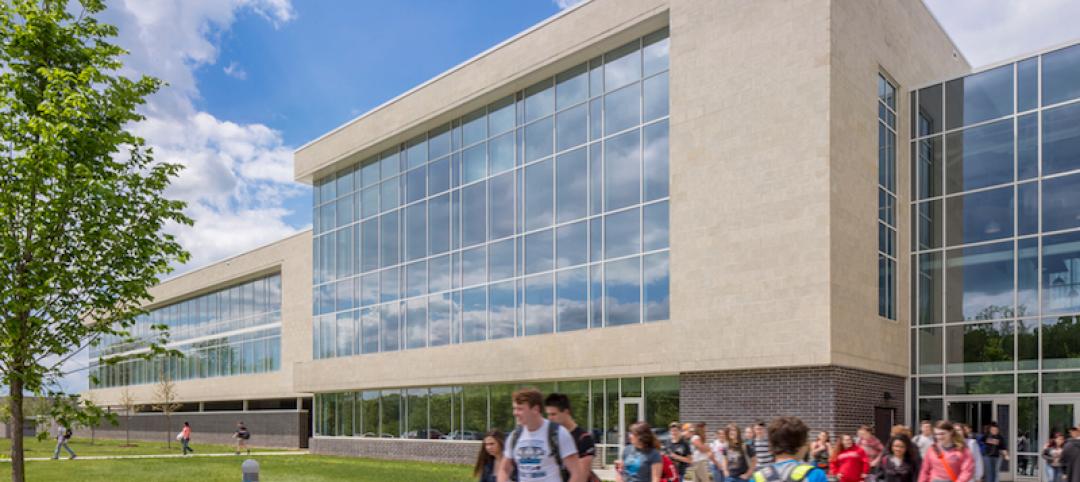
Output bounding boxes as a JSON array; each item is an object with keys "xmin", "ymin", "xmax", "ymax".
[
  {"xmin": 1046, "ymin": 466, "xmax": 1063, "ymax": 482},
  {"xmin": 53, "ymin": 439, "xmax": 75, "ymax": 459},
  {"xmin": 983, "ymin": 456, "xmax": 1001, "ymax": 482},
  {"xmin": 181, "ymin": 438, "xmax": 193, "ymax": 455}
]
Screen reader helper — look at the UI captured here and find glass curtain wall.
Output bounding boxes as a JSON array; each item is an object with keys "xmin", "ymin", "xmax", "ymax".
[
  {"xmin": 312, "ymin": 376, "xmax": 679, "ymax": 441},
  {"xmin": 910, "ymin": 43, "xmax": 1080, "ymax": 471},
  {"xmin": 310, "ymin": 29, "xmax": 671, "ymax": 360},
  {"xmin": 88, "ymin": 274, "xmax": 283, "ymax": 388},
  {"xmin": 879, "ymin": 75, "xmax": 898, "ymax": 319}
]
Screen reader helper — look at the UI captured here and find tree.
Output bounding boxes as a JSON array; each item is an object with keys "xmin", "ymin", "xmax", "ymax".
[
  {"xmin": 118, "ymin": 388, "xmax": 139, "ymax": 447},
  {"xmin": 0, "ymin": 1, "xmax": 190, "ymax": 480},
  {"xmin": 151, "ymin": 367, "xmax": 182, "ymax": 450}
]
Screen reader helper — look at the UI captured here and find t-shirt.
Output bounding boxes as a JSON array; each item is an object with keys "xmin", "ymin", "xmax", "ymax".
[
  {"xmin": 753, "ymin": 438, "xmax": 774, "ymax": 466},
  {"xmin": 727, "ymin": 444, "xmax": 751, "ymax": 476},
  {"xmin": 981, "ymin": 433, "xmax": 1005, "ymax": 457},
  {"xmin": 505, "ymin": 420, "xmax": 579, "ymax": 481},
  {"xmin": 570, "ymin": 426, "xmax": 596, "ymax": 459},
  {"xmin": 692, "ymin": 435, "xmax": 710, "ymax": 463},
  {"xmin": 664, "ymin": 438, "xmax": 692, "ymax": 475},
  {"xmin": 623, "ymin": 445, "xmax": 663, "ymax": 482},
  {"xmin": 912, "ymin": 434, "xmax": 934, "ymax": 456},
  {"xmin": 711, "ymin": 440, "xmax": 728, "ymax": 466}
]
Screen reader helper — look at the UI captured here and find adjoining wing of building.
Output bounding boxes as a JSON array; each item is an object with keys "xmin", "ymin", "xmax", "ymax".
[{"xmin": 82, "ymin": 0, "xmax": 1080, "ymax": 473}]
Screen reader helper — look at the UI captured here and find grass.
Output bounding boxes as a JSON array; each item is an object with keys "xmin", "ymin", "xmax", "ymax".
[
  {"xmin": 0, "ymin": 436, "xmax": 291, "ymax": 459},
  {"xmin": 1, "ymin": 453, "xmax": 473, "ymax": 481}
]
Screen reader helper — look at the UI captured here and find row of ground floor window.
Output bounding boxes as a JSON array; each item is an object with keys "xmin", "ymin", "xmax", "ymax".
[{"xmin": 313, "ymin": 376, "xmax": 678, "ymax": 442}]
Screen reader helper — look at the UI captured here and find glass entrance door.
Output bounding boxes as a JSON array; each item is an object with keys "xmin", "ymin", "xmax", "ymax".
[
  {"xmin": 618, "ymin": 398, "xmax": 644, "ymax": 461},
  {"xmin": 946, "ymin": 398, "xmax": 1014, "ymax": 482},
  {"xmin": 1041, "ymin": 396, "xmax": 1080, "ymax": 479}
]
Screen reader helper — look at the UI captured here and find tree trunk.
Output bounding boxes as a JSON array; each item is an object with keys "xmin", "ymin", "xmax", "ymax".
[
  {"xmin": 165, "ymin": 413, "xmax": 171, "ymax": 449},
  {"xmin": 10, "ymin": 378, "xmax": 25, "ymax": 482},
  {"xmin": 125, "ymin": 414, "xmax": 130, "ymax": 446}
]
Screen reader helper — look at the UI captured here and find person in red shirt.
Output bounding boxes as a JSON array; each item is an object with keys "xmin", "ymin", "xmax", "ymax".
[{"xmin": 832, "ymin": 434, "xmax": 870, "ymax": 482}]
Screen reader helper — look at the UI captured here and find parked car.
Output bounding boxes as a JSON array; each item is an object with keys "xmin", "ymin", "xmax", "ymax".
[
  {"xmin": 403, "ymin": 429, "xmax": 445, "ymax": 440},
  {"xmin": 446, "ymin": 430, "xmax": 483, "ymax": 441}
]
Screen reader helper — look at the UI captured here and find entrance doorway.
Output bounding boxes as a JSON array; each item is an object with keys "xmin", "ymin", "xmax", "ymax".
[
  {"xmin": 598, "ymin": 397, "xmax": 643, "ymax": 467},
  {"xmin": 946, "ymin": 398, "xmax": 1014, "ymax": 482}
]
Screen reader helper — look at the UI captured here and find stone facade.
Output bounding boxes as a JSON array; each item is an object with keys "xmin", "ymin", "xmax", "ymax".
[
  {"xmin": 679, "ymin": 366, "xmax": 906, "ymax": 437},
  {"xmin": 310, "ymin": 437, "xmax": 480, "ymax": 465},
  {"xmin": 73, "ymin": 410, "xmax": 310, "ymax": 449}
]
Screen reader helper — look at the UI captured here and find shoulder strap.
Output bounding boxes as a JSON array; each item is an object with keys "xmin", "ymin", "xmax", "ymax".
[
  {"xmin": 755, "ymin": 465, "xmax": 781, "ymax": 482},
  {"xmin": 933, "ymin": 446, "xmax": 959, "ymax": 482},
  {"xmin": 788, "ymin": 464, "xmax": 817, "ymax": 482},
  {"xmin": 509, "ymin": 427, "xmax": 524, "ymax": 460},
  {"xmin": 548, "ymin": 422, "xmax": 567, "ymax": 481}
]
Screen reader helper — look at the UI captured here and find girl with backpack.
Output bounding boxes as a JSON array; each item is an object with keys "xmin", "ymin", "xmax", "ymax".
[
  {"xmin": 917, "ymin": 421, "xmax": 974, "ymax": 482},
  {"xmin": 615, "ymin": 422, "xmax": 663, "ymax": 482}
]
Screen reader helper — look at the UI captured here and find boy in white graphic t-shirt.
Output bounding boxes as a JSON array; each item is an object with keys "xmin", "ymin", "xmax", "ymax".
[{"xmin": 498, "ymin": 388, "xmax": 586, "ymax": 482}]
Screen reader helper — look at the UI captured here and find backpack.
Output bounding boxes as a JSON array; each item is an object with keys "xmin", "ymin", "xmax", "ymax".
[
  {"xmin": 63, "ymin": 428, "xmax": 72, "ymax": 439},
  {"xmin": 239, "ymin": 428, "xmax": 251, "ymax": 440},
  {"xmin": 660, "ymin": 454, "xmax": 679, "ymax": 482},
  {"xmin": 509, "ymin": 421, "xmax": 604, "ymax": 481},
  {"xmin": 753, "ymin": 463, "xmax": 822, "ymax": 482}
]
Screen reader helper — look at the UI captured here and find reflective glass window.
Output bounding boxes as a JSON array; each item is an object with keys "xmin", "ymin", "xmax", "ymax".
[
  {"xmin": 406, "ymin": 167, "xmax": 426, "ymax": 203},
  {"xmin": 525, "ymin": 229, "xmax": 554, "ymax": 274},
  {"xmin": 556, "ymin": 103, "xmax": 588, "ymax": 152},
  {"xmin": 380, "ymin": 303, "xmax": 400, "ymax": 352},
  {"xmin": 405, "ymin": 203, "xmax": 426, "ymax": 261},
  {"xmin": 1043, "ymin": 43, "xmax": 1080, "ymax": 106},
  {"xmin": 380, "ymin": 178, "xmax": 399, "ymax": 212},
  {"xmin": 406, "ymin": 261, "xmax": 427, "ymax": 298},
  {"xmin": 914, "ymin": 136, "xmax": 943, "ymax": 200},
  {"xmin": 405, "ymin": 298, "xmax": 427, "ymax": 350},
  {"xmin": 643, "ymin": 121, "xmax": 669, "ymax": 202},
  {"xmin": 525, "ymin": 117, "xmax": 553, "ymax": 163},
  {"xmin": 524, "ymin": 274, "xmax": 554, "ymax": 336},
  {"xmin": 1043, "ymin": 102, "xmax": 1080, "ymax": 175},
  {"xmin": 525, "ymin": 81, "xmax": 554, "ymax": 123},
  {"xmin": 944, "ymin": 187, "xmax": 1013, "ymax": 245},
  {"xmin": 644, "ymin": 202, "xmax": 669, "ymax": 251},
  {"xmin": 462, "ymin": 182, "xmax": 486, "ymax": 247},
  {"xmin": 644, "ymin": 252, "xmax": 670, "ymax": 322},
  {"xmin": 428, "ymin": 193, "xmax": 450, "ymax": 255},
  {"xmin": 556, "ymin": 147, "xmax": 588, "ymax": 223},
  {"xmin": 945, "ymin": 242, "xmax": 1014, "ymax": 322},
  {"xmin": 1043, "ymin": 230, "xmax": 1080, "ymax": 315},
  {"xmin": 945, "ymin": 64, "xmax": 1013, "ymax": 129},
  {"xmin": 462, "ymin": 109, "xmax": 486, "ymax": 147},
  {"xmin": 945, "ymin": 322, "xmax": 1014, "ymax": 372},
  {"xmin": 1018, "ymin": 238, "xmax": 1039, "ymax": 316},
  {"xmin": 489, "ymin": 281, "xmax": 515, "ymax": 340},
  {"xmin": 1018, "ymin": 113, "xmax": 1038, "ymax": 180},
  {"xmin": 488, "ymin": 96, "xmax": 515, "ymax": 135},
  {"xmin": 917, "ymin": 84, "xmax": 944, "ymax": 136},
  {"xmin": 1042, "ymin": 315, "xmax": 1080, "ymax": 369},
  {"xmin": 428, "ymin": 293, "xmax": 451, "ymax": 347},
  {"xmin": 605, "ymin": 82, "xmax": 640, "ymax": 135},
  {"xmin": 644, "ymin": 72, "xmax": 668, "ymax": 122},
  {"xmin": 605, "ymin": 208, "xmax": 640, "ymax": 259},
  {"xmin": 525, "ymin": 158, "xmax": 554, "ymax": 231},
  {"xmin": 488, "ymin": 131, "xmax": 515, "ymax": 175},
  {"xmin": 556, "ymin": 63, "xmax": 588, "ymax": 110},
  {"xmin": 489, "ymin": 172, "xmax": 515, "ymax": 240},
  {"xmin": 488, "ymin": 238, "xmax": 515, "ymax": 282},
  {"xmin": 605, "ymin": 130, "xmax": 641, "ymax": 211},
  {"xmin": 428, "ymin": 157, "xmax": 450, "ymax": 195},
  {"xmin": 379, "ymin": 211, "xmax": 399, "ymax": 267},
  {"xmin": 557, "ymin": 267, "xmax": 588, "ymax": 332},
  {"xmin": 380, "ymin": 267, "xmax": 400, "ymax": 303},
  {"xmin": 462, "ymin": 246, "xmax": 486, "ymax": 287},
  {"xmin": 428, "ymin": 254, "xmax": 451, "ymax": 294},
  {"xmin": 429, "ymin": 125, "xmax": 451, "ymax": 160},
  {"xmin": 605, "ymin": 42, "xmax": 640, "ymax": 91},
  {"xmin": 605, "ymin": 257, "xmax": 640, "ymax": 327},
  {"xmin": 556, "ymin": 221, "xmax": 588, "ymax": 269},
  {"xmin": 945, "ymin": 119, "xmax": 1014, "ymax": 193},
  {"xmin": 1044, "ymin": 172, "xmax": 1080, "ymax": 232},
  {"xmin": 1018, "ymin": 58, "xmax": 1038, "ymax": 112},
  {"xmin": 642, "ymin": 29, "xmax": 669, "ymax": 77},
  {"xmin": 463, "ymin": 144, "xmax": 486, "ymax": 184}
]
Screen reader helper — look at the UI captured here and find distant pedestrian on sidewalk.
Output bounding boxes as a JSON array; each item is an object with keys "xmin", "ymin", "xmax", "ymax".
[
  {"xmin": 234, "ymin": 421, "xmax": 251, "ymax": 455},
  {"xmin": 179, "ymin": 421, "xmax": 194, "ymax": 455},
  {"xmin": 52, "ymin": 423, "xmax": 76, "ymax": 460}
]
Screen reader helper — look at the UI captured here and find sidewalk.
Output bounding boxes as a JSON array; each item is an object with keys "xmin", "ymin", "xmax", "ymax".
[{"xmin": 0, "ymin": 451, "xmax": 308, "ymax": 463}]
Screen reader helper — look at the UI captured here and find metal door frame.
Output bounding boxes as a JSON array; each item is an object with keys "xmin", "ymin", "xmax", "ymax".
[
  {"xmin": 617, "ymin": 397, "xmax": 644, "ymax": 461},
  {"xmin": 945, "ymin": 396, "xmax": 1016, "ymax": 482}
]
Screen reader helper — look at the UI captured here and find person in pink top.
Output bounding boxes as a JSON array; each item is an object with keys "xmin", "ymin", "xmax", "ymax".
[
  {"xmin": 179, "ymin": 421, "xmax": 194, "ymax": 456},
  {"xmin": 858, "ymin": 425, "xmax": 885, "ymax": 470},
  {"xmin": 918, "ymin": 421, "xmax": 974, "ymax": 482}
]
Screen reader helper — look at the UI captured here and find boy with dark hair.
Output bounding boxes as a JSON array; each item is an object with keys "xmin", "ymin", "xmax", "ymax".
[
  {"xmin": 752, "ymin": 417, "xmax": 826, "ymax": 482},
  {"xmin": 544, "ymin": 393, "xmax": 598, "ymax": 481}
]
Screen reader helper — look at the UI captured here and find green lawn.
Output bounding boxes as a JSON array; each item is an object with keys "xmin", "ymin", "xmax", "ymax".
[
  {"xmin": 0, "ymin": 436, "xmax": 290, "ymax": 459},
  {"xmin": 2, "ymin": 454, "xmax": 473, "ymax": 481}
]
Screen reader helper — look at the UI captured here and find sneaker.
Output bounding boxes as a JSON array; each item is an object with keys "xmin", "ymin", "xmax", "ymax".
[{"xmin": 69, "ymin": 455, "xmax": 76, "ymax": 460}]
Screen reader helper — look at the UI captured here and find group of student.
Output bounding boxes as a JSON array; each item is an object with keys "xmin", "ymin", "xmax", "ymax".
[{"xmin": 473, "ymin": 387, "xmax": 1080, "ymax": 482}]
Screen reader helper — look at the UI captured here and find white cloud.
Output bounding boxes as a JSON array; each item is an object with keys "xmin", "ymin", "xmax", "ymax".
[
  {"xmin": 924, "ymin": 0, "xmax": 1080, "ymax": 67},
  {"xmin": 553, "ymin": 0, "xmax": 586, "ymax": 10},
  {"xmin": 223, "ymin": 61, "xmax": 247, "ymax": 80},
  {"xmin": 97, "ymin": 0, "xmax": 306, "ymax": 275}
]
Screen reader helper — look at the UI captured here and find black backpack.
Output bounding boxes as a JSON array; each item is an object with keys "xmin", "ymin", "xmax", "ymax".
[
  {"xmin": 509, "ymin": 422, "xmax": 568, "ymax": 482},
  {"xmin": 63, "ymin": 428, "xmax": 72, "ymax": 439}
]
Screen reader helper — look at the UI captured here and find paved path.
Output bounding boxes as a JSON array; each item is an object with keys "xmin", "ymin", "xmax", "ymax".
[{"xmin": 1, "ymin": 450, "xmax": 308, "ymax": 462}]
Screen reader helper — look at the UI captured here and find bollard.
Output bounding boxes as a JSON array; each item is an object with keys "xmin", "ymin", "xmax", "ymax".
[{"xmin": 241, "ymin": 459, "xmax": 260, "ymax": 482}]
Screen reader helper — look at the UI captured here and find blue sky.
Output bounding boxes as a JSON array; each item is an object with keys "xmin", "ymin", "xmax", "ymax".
[{"xmin": 51, "ymin": 0, "xmax": 1080, "ymax": 393}]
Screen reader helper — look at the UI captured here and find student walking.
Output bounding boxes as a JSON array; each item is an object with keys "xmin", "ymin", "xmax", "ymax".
[
  {"xmin": 751, "ymin": 417, "xmax": 826, "ymax": 482},
  {"xmin": 710, "ymin": 428, "xmax": 730, "ymax": 482},
  {"xmin": 977, "ymin": 423, "xmax": 1007, "ymax": 482},
  {"xmin": 663, "ymin": 422, "xmax": 692, "ymax": 481},
  {"xmin": 1063, "ymin": 425, "xmax": 1080, "ymax": 482},
  {"xmin": 912, "ymin": 422, "xmax": 935, "ymax": 458},
  {"xmin": 918, "ymin": 421, "xmax": 974, "ymax": 482},
  {"xmin": 725, "ymin": 424, "xmax": 755, "ymax": 482},
  {"xmin": 752, "ymin": 421, "xmax": 775, "ymax": 467},
  {"xmin": 688, "ymin": 423, "xmax": 713, "ymax": 482},
  {"xmin": 179, "ymin": 421, "xmax": 194, "ymax": 455},
  {"xmin": 957, "ymin": 424, "xmax": 983, "ymax": 482},
  {"xmin": 544, "ymin": 393, "xmax": 599, "ymax": 481},
  {"xmin": 475, "ymin": 430, "xmax": 505, "ymax": 482},
  {"xmin": 831, "ymin": 434, "xmax": 869, "ymax": 482},
  {"xmin": 234, "ymin": 421, "xmax": 251, "ymax": 455},
  {"xmin": 1043, "ymin": 433, "xmax": 1067, "ymax": 482},
  {"xmin": 858, "ymin": 425, "xmax": 885, "ymax": 474},
  {"xmin": 52, "ymin": 424, "xmax": 76, "ymax": 460},
  {"xmin": 810, "ymin": 432, "xmax": 833, "ymax": 472},
  {"xmin": 615, "ymin": 422, "xmax": 664, "ymax": 482},
  {"xmin": 879, "ymin": 435, "xmax": 920, "ymax": 482},
  {"xmin": 497, "ymin": 388, "xmax": 585, "ymax": 482}
]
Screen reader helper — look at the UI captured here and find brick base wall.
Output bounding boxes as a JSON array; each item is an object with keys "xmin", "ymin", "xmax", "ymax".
[
  {"xmin": 679, "ymin": 366, "xmax": 905, "ymax": 437},
  {"xmin": 72, "ymin": 410, "xmax": 310, "ymax": 449},
  {"xmin": 310, "ymin": 437, "xmax": 479, "ymax": 464}
]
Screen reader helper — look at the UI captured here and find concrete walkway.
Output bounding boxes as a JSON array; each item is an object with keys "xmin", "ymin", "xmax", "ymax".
[{"xmin": 1, "ymin": 450, "xmax": 308, "ymax": 463}]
